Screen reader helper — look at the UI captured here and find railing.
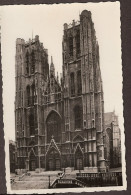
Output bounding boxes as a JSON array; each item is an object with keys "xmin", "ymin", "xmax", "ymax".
[
  {"xmin": 76, "ymin": 172, "xmax": 122, "ymax": 187},
  {"xmin": 51, "ymin": 178, "xmax": 87, "ymax": 188}
]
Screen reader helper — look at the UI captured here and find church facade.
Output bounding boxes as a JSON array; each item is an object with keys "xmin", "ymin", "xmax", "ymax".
[{"xmin": 15, "ymin": 10, "xmax": 106, "ymax": 172}]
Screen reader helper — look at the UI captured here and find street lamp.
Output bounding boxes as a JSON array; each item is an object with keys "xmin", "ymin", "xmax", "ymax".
[
  {"xmin": 38, "ymin": 147, "xmax": 40, "ymax": 173},
  {"xmin": 64, "ymin": 159, "xmax": 66, "ymax": 174},
  {"xmin": 48, "ymin": 175, "xmax": 50, "ymax": 188}
]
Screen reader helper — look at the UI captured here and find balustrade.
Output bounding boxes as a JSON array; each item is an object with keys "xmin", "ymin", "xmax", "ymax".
[{"xmin": 76, "ymin": 172, "xmax": 122, "ymax": 187}]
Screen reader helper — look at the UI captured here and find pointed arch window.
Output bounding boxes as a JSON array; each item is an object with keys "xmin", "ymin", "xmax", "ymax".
[
  {"xmin": 74, "ymin": 105, "xmax": 82, "ymax": 129},
  {"xmin": 29, "ymin": 114, "xmax": 35, "ymax": 136},
  {"xmin": 26, "ymin": 85, "xmax": 30, "ymax": 106},
  {"xmin": 46, "ymin": 111, "xmax": 61, "ymax": 143},
  {"xmin": 26, "ymin": 51, "xmax": 29, "ymax": 74},
  {"xmin": 76, "ymin": 30, "xmax": 80, "ymax": 56},
  {"xmin": 69, "ymin": 36, "xmax": 73, "ymax": 56},
  {"xmin": 77, "ymin": 70, "xmax": 82, "ymax": 95},
  {"xmin": 31, "ymin": 83, "xmax": 35, "ymax": 105},
  {"xmin": 31, "ymin": 50, "xmax": 35, "ymax": 74},
  {"xmin": 70, "ymin": 72, "xmax": 75, "ymax": 97}
]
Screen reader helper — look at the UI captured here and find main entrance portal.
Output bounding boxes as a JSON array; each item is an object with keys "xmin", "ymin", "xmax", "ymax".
[
  {"xmin": 76, "ymin": 158, "xmax": 83, "ymax": 170},
  {"xmin": 48, "ymin": 159, "xmax": 61, "ymax": 171},
  {"xmin": 46, "ymin": 147, "xmax": 61, "ymax": 171},
  {"xmin": 30, "ymin": 160, "xmax": 36, "ymax": 171},
  {"xmin": 75, "ymin": 145, "xmax": 84, "ymax": 170}
]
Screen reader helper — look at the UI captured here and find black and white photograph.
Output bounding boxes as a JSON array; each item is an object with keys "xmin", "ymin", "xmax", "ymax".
[{"xmin": 1, "ymin": 2, "xmax": 126, "ymax": 193}]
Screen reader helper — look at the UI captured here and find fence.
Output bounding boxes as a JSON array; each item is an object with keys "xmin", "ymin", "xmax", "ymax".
[
  {"xmin": 76, "ymin": 172, "xmax": 122, "ymax": 187},
  {"xmin": 51, "ymin": 178, "xmax": 87, "ymax": 188}
]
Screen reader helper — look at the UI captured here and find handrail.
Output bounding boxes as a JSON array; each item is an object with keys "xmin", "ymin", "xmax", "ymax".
[{"xmin": 51, "ymin": 178, "xmax": 87, "ymax": 188}]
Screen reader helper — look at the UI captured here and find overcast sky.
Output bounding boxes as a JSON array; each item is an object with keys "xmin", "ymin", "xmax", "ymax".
[{"xmin": 1, "ymin": 2, "xmax": 123, "ymax": 141}]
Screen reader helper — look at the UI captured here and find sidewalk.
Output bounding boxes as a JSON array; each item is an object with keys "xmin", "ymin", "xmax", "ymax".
[{"xmin": 109, "ymin": 167, "xmax": 122, "ymax": 172}]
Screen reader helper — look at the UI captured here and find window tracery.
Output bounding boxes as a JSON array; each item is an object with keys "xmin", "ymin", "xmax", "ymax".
[
  {"xmin": 26, "ymin": 51, "xmax": 29, "ymax": 74},
  {"xmin": 76, "ymin": 30, "xmax": 80, "ymax": 56},
  {"xmin": 70, "ymin": 72, "xmax": 75, "ymax": 96},
  {"xmin": 74, "ymin": 105, "xmax": 82, "ymax": 129},
  {"xmin": 31, "ymin": 50, "xmax": 35, "ymax": 74},
  {"xmin": 29, "ymin": 114, "xmax": 35, "ymax": 136},
  {"xmin": 69, "ymin": 36, "xmax": 73, "ymax": 56},
  {"xmin": 32, "ymin": 83, "xmax": 35, "ymax": 105},
  {"xmin": 26, "ymin": 85, "xmax": 30, "ymax": 106},
  {"xmin": 77, "ymin": 70, "xmax": 82, "ymax": 95},
  {"xmin": 46, "ymin": 111, "xmax": 61, "ymax": 143}
]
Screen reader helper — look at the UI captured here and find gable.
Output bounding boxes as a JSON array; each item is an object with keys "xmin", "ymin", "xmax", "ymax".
[
  {"xmin": 73, "ymin": 135, "xmax": 84, "ymax": 142},
  {"xmin": 46, "ymin": 138, "xmax": 61, "ymax": 156}
]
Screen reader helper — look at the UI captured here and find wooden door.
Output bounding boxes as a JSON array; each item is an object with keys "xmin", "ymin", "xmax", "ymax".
[
  {"xmin": 55, "ymin": 159, "xmax": 60, "ymax": 170},
  {"xmin": 30, "ymin": 160, "xmax": 36, "ymax": 171},
  {"xmin": 49, "ymin": 159, "xmax": 54, "ymax": 170},
  {"xmin": 76, "ymin": 158, "xmax": 83, "ymax": 170}
]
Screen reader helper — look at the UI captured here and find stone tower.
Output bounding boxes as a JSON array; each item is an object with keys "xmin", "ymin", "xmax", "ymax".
[
  {"xmin": 15, "ymin": 35, "xmax": 49, "ymax": 170},
  {"xmin": 62, "ymin": 10, "xmax": 106, "ymax": 172}
]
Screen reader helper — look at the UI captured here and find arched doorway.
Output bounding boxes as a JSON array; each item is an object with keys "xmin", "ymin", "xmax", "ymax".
[
  {"xmin": 46, "ymin": 111, "xmax": 61, "ymax": 143},
  {"xmin": 46, "ymin": 147, "xmax": 61, "ymax": 171},
  {"xmin": 75, "ymin": 145, "xmax": 84, "ymax": 170},
  {"xmin": 29, "ymin": 150, "xmax": 36, "ymax": 171}
]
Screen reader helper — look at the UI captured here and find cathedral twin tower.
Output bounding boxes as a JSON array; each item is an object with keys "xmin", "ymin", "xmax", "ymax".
[{"xmin": 15, "ymin": 10, "xmax": 106, "ymax": 172}]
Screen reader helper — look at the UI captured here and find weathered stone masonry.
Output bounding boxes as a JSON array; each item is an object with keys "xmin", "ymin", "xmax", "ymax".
[{"xmin": 15, "ymin": 10, "xmax": 106, "ymax": 172}]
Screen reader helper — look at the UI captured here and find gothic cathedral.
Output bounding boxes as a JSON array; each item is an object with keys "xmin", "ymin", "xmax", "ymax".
[{"xmin": 15, "ymin": 10, "xmax": 106, "ymax": 172}]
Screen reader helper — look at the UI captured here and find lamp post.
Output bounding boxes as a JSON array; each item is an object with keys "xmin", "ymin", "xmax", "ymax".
[
  {"xmin": 79, "ymin": 159, "xmax": 81, "ymax": 173},
  {"xmin": 38, "ymin": 147, "xmax": 40, "ymax": 173},
  {"xmin": 48, "ymin": 175, "xmax": 50, "ymax": 188},
  {"xmin": 64, "ymin": 160, "xmax": 66, "ymax": 175}
]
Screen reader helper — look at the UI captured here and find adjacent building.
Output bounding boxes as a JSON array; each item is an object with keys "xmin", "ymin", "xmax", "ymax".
[
  {"xmin": 104, "ymin": 111, "xmax": 121, "ymax": 168},
  {"xmin": 15, "ymin": 10, "xmax": 106, "ymax": 172},
  {"xmin": 9, "ymin": 140, "xmax": 16, "ymax": 173}
]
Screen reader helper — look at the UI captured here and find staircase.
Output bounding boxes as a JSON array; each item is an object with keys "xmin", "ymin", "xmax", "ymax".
[{"xmin": 51, "ymin": 178, "xmax": 87, "ymax": 188}]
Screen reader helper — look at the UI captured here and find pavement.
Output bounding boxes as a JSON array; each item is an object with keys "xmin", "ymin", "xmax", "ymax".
[
  {"xmin": 11, "ymin": 167, "xmax": 122, "ymax": 190},
  {"xmin": 109, "ymin": 167, "xmax": 122, "ymax": 172},
  {"xmin": 11, "ymin": 171, "xmax": 62, "ymax": 190}
]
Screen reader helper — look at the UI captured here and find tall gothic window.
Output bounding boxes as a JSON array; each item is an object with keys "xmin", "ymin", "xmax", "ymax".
[
  {"xmin": 70, "ymin": 72, "xmax": 75, "ymax": 97},
  {"xmin": 31, "ymin": 50, "xmax": 35, "ymax": 74},
  {"xmin": 76, "ymin": 30, "xmax": 80, "ymax": 56},
  {"xmin": 69, "ymin": 36, "xmax": 73, "ymax": 56},
  {"xmin": 74, "ymin": 105, "xmax": 82, "ymax": 129},
  {"xmin": 34, "ymin": 108, "xmax": 38, "ymax": 129},
  {"xmin": 26, "ymin": 51, "xmax": 29, "ymax": 74},
  {"xmin": 77, "ymin": 70, "xmax": 82, "ymax": 95},
  {"xmin": 32, "ymin": 84, "xmax": 35, "ymax": 105},
  {"xmin": 29, "ymin": 114, "xmax": 35, "ymax": 136},
  {"xmin": 26, "ymin": 85, "xmax": 30, "ymax": 106},
  {"xmin": 46, "ymin": 111, "xmax": 61, "ymax": 143}
]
